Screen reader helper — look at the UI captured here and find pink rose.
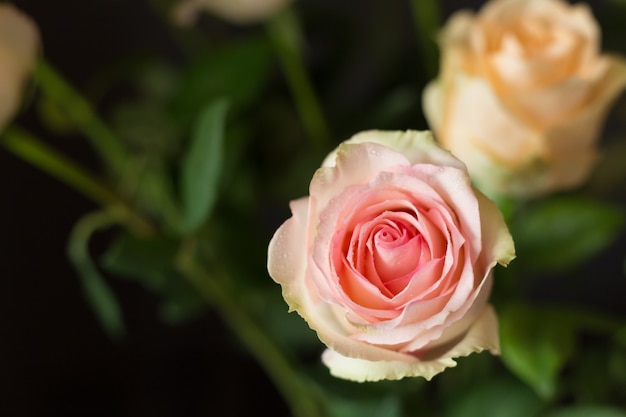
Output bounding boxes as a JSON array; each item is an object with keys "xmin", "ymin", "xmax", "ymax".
[{"xmin": 267, "ymin": 130, "xmax": 515, "ymax": 382}]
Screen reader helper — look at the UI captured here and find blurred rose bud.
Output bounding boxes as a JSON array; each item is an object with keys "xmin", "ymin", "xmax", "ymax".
[
  {"xmin": 0, "ymin": 4, "xmax": 40, "ymax": 131},
  {"xmin": 267, "ymin": 130, "xmax": 515, "ymax": 382},
  {"xmin": 173, "ymin": 0, "xmax": 292, "ymax": 26},
  {"xmin": 423, "ymin": 0, "xmax": 626, "ymax": 198}
]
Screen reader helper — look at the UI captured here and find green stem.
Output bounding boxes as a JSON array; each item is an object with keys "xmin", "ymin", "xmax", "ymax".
[
  {"xmin": 68, "ymin": 210, "xmax": 127, "ymax": 340},
  {"xmin": 409, "ymin": 0, "xmax": 441, "ymax": 81},
  {"xmin": 33, "ymin": 59, "xmax": 130, "ymax": 176},
  {"xmin": 176, "ymin": 245, "xmax": 327, "ymax": 417},
  {"xmin": 266, "ymin": 8, "xmax": 331, "ymax": 150},
  {"xmin": 1, "ymin": 126, "xmax": 154, "ymax": 236}
]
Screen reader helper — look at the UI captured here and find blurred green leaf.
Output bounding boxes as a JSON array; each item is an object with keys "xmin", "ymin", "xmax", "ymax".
[
  {"xmin": 102, "ymin": 233, "xmax": 177, "ymax": 287},
  {"xmin": 112, "ymin": 102, "xmax": 180, "ymax": 157},
  {"xmin": 499, "ymin": 304, "xmax": 576, "ymax": 399},
  {"xmin": 436, "ymin": 350, "xmax": 498, "ymax": 395},
  {"xmin": 609, "ymin": 345, "xmax": 626, "ymax": 384},
  {"xmin": 102, "ymin": 233, "xmax": 206, "ymax": 324},
  {"xmin": 566, "ymin": 341, "xmax": 626, "ymax": 405},
  {"xmin": 327, "ymin": 394, "xmax": 402, "ymax": 417},
  {"xmin": 171, "ymin": 36, "xmax": 272, "ymax": 126},
  {"xmin": 510, "ymin": 196, "xmax": 625, "ymax": 271},
  {"xmin": 444, "ymin": 375, "xmax": 543, "ymax": 417},
  {"xmin": 254, "ymin": 288, "xmax": 320, "ymax": 352},
  {"xmin": 126, "ymin": 159, "xmax": 182, "ymax": 234},
  {"xmin": 180, "ymin": 99, "xmax": 229, "ymax": 234},
  {"xmin": 541, "ymin": 405, "xmax": 626, "ymax": 417},
  {"xmin": 68, "ymin": 211, "xmax": 125, "ymax": 340}
]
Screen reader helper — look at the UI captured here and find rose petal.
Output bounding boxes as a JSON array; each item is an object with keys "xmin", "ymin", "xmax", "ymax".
[
  {"xmin": 267, "ymin": 197, "xmax": 312, "ymax": 311},
  {"xmin": 547, "ymin": 55, "xmax": 626, "ymax": 154},
  {"xmin": 312, "ymin": 142, "xmax": 412, "ymax": 215},
  {"xmin": 442, "ymin": 73, "xmax": 543, "ymax": 169},
  {"xmin": 321, "ymin": 130, "xmax": 467, "ymax": 173},
  {"xmin": 475, "ymin": 188, "xmax": 516, "ymax": 268},
  {"xmin": 314, "ymin": 173, "xmax": 447, "ymax": 305},
  {"xmin": 498, "ymin": 60, "xmax": 606, "ymax": 129},
  {"xmin": 321, "ymin": 348, "xmax": 456, "ymax": 382},
  {"xmin": 322, "ymin": 305, "xmax": 500, "ymax": 382}
]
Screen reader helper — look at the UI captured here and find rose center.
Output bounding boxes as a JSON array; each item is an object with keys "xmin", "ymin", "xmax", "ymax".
[{"xmin": 369, "ymin": 219, "xmax": 426, "ymax": 294}]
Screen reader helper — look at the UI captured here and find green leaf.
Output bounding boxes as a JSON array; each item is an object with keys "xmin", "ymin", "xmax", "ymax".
[
  {"xmin": 567, "ymin": 344, "xmax": 617, "ymax": 404},
  {"xmin": 67, "ymin": 211, "xmax": 125, "ymax": 340},
  {"xmin": 444, "ymin": 376, "xmax": 543, "ymax": 417},
  {"xmin": 256, "ymin": 288, "xmax": 320, "ymax": 352},
  {"xmin": 327, "ymin": 394, "xmax": 402, "ymax": 417},
  {"xmin": 541, "ymin": 405, "xmax": 626, "ymax": 417},
  {"xmin": 102, "ymin": 233, "xmax": 206, "ymax": 324},
  {"xmin": 510, "ymin": 196, "xmax": 625, "ymax": 271},
  {"xmin": 171, "ymin": 36, "xmax": 271, "ymax": 126},
  {"xmin": 101, "ymin": 233, "xmax": 178, "ymax": 289},
  {"xmin": 111, "ymin": 102, "xmax": 180, "ymax": 157},
  {"xmin": 119, "ymin": 156, "xmax": 182, "ymax": 235},
  {"xmin": 499, "ymin": 304, "xmax": 576, "ymax": 399},
  {"xmin": 179, "ymin": 99, "xmax": 229, "ymax": 234}
]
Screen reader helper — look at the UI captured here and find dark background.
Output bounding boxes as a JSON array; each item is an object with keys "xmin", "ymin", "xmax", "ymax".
[{"xmin": 0, "ymin": 1, "xmax": 624, "ymax": 416}]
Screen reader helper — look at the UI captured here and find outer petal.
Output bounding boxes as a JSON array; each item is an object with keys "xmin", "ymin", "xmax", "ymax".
[
  {"xmin": 529, "ymin": 55, "xmax": 626, "ymax": 194},
  {"xmin": 546, "ymin": 55, "xmax": 626, "ymax": 154},
  {"xmin": 475, "ymin": 188, "xmax": 516, "ymax": 268},
  {"xmin": 312, "ymin": 142, "xmax": 412, "ymax": 213},
  {"xmin": 322, "ymin": 305, "xmax": 499, "ymax": 382},
  {"xmin": 321, "ymin": 348, "xmax": 456, "ymax": 383},
  {"xmin": 321, "ymin": 130, "xmax": 466, "ymax": 173},
  {"xmin": 439, "ymin": 73, "xmax": 543, "ymax": 170},
  {"xmin": 267, "ymin": 197, "xmax": 310, "ymax": 311}
]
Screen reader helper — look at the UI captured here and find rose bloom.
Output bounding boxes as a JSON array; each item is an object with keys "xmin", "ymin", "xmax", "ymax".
[
  {"xmin": 423, "ymin": 0, "xmax": 626, "ymax": 198},
  {"xmin": 267, "ymin": 130, "xmax": 515, "ymax": 382},
  {"xmin": 0, "ymin": 4, "xmax": 39, "ymax": 131},
  {"xmin": 173, "ymin": 0, "xmax": 291, "ymax": 26}
]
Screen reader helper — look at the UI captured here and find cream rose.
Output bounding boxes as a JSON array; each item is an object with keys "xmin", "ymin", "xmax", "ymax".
[
  {"xmin": 0, "ymin": 4, "xmax": 39, "ymax": 131},
  {"xmin": 267, "ymin": 130, "xmax": 515, "ymax": 382},
  {"xmin": 173, "ymin": 0, "xmax": 291, "ymax": 26},
  {"xmin": 423, "ymin": 0, "xmax": 626, "ymax": 198}
]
